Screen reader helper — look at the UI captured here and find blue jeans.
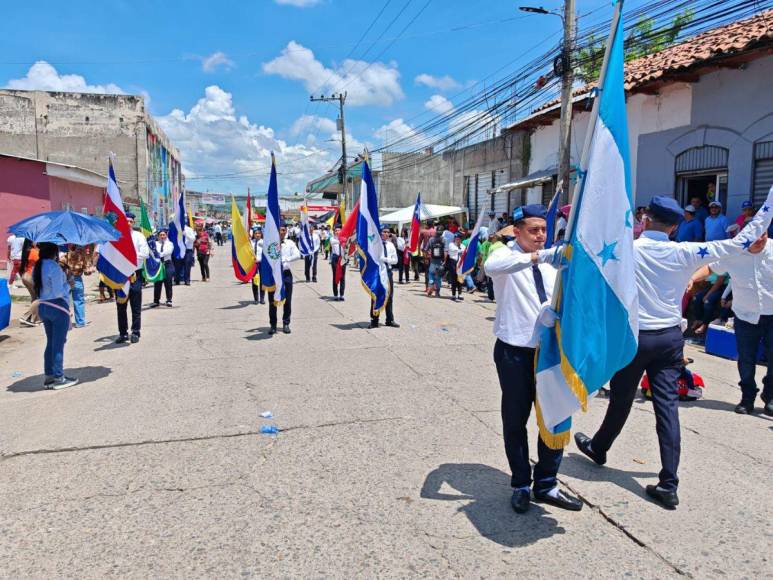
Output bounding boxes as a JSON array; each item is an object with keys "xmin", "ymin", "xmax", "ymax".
[
  {"xmin": 428, "ymin": 262, "xmax": 443, "ymax": 292},
  {"xmin": 734, "ymin": 315, "xmax": 773, "ymax": 405},
  {"xmin": 692, "ymin": 287, "xmax": 723, "ymax": 325},
  {"xmin": 71, "ymin": 276, "xmax": 85, "ymax": 326},
  {"xmin": 39, "ymin": 298, "xmax": 70, "ymax": 378},
  {"xmin": 464, "ymin": 274, "xmax": 475, "ymax": 290}
]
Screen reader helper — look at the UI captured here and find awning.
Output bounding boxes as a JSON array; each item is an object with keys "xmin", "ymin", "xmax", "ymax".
[
  {"xmin": 493, "ymin": 168, "xmax": 555, "ymax": 194},
  {"xmin": 306, "ymin": 160, "xmax": 364, "ymax": 194},
  {"xmin": 379, "ymin": 204, "xmax": 468, "ymax": 228}
]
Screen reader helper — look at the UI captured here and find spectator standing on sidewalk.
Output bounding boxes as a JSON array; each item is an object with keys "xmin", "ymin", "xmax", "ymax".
[
  {"xmin": 19, "ymin": 239, "xmax": 41, "ymax": 327},
  {"xmin": 6, "ymin": 233, "xmax": 24, "ymax": 287}
]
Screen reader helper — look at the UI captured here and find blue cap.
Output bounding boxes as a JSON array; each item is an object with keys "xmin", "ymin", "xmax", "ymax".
[
  {"xmin": 742, "ymin": 200, "xmax": 753, "ymax": 209},
  {"xmin": 647, "ymin": 196, "xmax": 682, "ymax": 225},
  {"xmin": 513, "ymin": 204, "xmax": 548, "ymax": 221},
  {"xmin": 125, "ymin": 212, "xmax": 136, "ymax": 219},
  {"xmin": 158, "ymin": 227, "xmax": 169, "ymax": 233}
]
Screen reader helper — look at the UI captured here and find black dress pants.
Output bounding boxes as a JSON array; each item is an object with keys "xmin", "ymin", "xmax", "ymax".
[
  {"xmin": 493, "ymin": 339, "xmax": 562, "ymax": 492},
  {"xmin": 268, "ymin": 270, "xmax": 293, "ymax": 327},
  {"xmin": 304, "ymin": 252, "xmax": 318, "ymax": 281},
  {"xmin": 197, "ymin": 252, "xmax": 210, "ymax": 280},
  {"xmin": 371, "ymin": 269, "xmax": 394, "ymax": 324},
  {"xmin": 592, "ymin": 326, "xmax": 684, "ymax": 492},
  {"xmin": 331, "ymin": 255, "xmax": 346, "ymax": 297},
  {"xmin": 117, "ymin": 270, "xmax": 143, "ymax": 337},
  {"xmin": 154, "ymin": 262, "xmax": 174, "ymax": 303}
]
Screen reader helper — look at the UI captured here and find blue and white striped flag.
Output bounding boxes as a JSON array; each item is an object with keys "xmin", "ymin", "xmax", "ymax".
[
  {"xmin": 168, "ymin": 188, "xmax": 187, "ymax": 260},
  {"xmin": 298, "ymin": 204, "xmax": 314, "ymax": 257},
  {"xmin": 356, "ymin": 156, "xmax": 390, "ymax": 315},
  {"xmin": 457, "ymin": 207, "xmax": 487, "ymax": 280},
  {"xmin": 535, "ymin": 0, "xmax": 639, "ymax": 449},
  {"xmin": 260, "ymin": 154, "xmax": 286, "ymax": 305}
]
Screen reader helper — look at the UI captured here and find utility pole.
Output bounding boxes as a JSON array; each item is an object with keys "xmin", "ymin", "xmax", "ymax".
[
  {"xmin": 558, "ymin": 0, "xmax": 576, "ymax": 202},
  {"xmin": 309, "ymin": 92, "xmax": 348, "ymax": 211}
]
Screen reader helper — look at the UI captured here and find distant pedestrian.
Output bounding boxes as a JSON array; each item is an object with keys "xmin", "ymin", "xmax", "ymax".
[
  {"xmin": 251, "ymin": 229, "xmax": 265, "ymax": 304},
  {"xmin": 426, "ymin": 226, "xmax": 445, "ymax": 297},
  {"xmin": 6, "ymin": 233, "xmax": 24, "ymax": 287},
  {"xmin": 62, "ymin": 244, "xmax": 95, "ymax": 328},
  {"xmin": 446, "ymin": 233, "xmax": 464, "ymax": 301},
  {"xmin": 151, "ymin": 229, "xmax": 175, "ymax": 308},
  {"xmin": 194, "ymin": 224, "xmax": 212, "ymax": 282},
  {"xmin": 214, "ymin": 222, "xmax": 223, "ymax": 246},
  {"xmin": 34, "ymin": 242, "xmax": 78, "ymax": 390},
  {"xmin": 330, "ymin": 226, "xmax": 347, "ymax": 301}
]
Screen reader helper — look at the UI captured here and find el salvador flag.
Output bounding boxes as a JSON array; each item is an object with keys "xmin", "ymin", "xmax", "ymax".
[
  {"xmin": 168, "ymin": 188, "xmax": 187, "ymax": 260},
  {"xmin": 356, "ymin": 156, "xmax": 390, "ymax": 316},
  {"xmin": 260, "ymin": 154, "xmax": 286, "ymax": 305},
  {"xmin": 535, "ymin": 0, "xmax": 639, "ymax": 449},
  {"xmin": 298, "ymin": 205, "xmax": 314, "ymax": 257},
  {"xmin": 457, "ymin": 207, "xmax": 487, "ymax": 280}
]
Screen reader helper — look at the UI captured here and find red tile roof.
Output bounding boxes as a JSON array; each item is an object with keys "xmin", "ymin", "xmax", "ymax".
[{"xmin": 511, "ymin": 9, "xmax": 773, "ymax": 128}]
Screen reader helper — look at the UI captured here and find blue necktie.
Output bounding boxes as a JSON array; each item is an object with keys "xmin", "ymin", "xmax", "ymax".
[{"xmin": 532, "ymin": 264, "xmax": 548, "ymax": 303}]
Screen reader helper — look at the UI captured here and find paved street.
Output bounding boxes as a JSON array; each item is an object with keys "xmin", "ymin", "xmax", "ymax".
[{"xmin": 1, "ymin": 251, "xmax": 771, "ymax": 578}]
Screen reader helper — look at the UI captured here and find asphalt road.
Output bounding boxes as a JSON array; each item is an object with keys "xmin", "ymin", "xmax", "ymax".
[{"xmin": 1, "ymin": 250, "xmax": 770, "ymax": 578}]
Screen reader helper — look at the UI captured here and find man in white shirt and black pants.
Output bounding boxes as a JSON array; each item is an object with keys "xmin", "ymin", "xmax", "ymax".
[
  {"xmin": 690, "ymin": 230, "xmax": 773, "ymax": 415},
  {"xmin": 182, "ymin": 224, "xmax": 196, "ymax": 286},
  {"xmin": 151, "ymin": 229, "xmax": 175, "ymax": 308},
  {"xmin": 370, "ymin": 226, "xmax": 400, "ymax": 329},
  {"xmin": 330, "ymin": 226, "xmax": 346, "ymax": 301},
  {"xmin": 268, "ymin": 225, "xmax": 302, "ymax": 334},
  {"xmin": 304, "ymin": 225, "xmax": 321, "ymax": 283},
  {"xmin": 575, "ymin": 192, "xmax": 773, "ymax": 509},
  {"xmin": 485, "ymin": 204, "xmax": 582, "ymax": 514},
  {"xmin": 116, "ymin": 212, "xmax": 150, "ymax": 344}
]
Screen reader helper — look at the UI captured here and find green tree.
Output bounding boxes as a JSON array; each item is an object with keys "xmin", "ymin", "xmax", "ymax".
[{"xmin": 575, "ymin": 9, "xmax": 694, "ymax": 84}]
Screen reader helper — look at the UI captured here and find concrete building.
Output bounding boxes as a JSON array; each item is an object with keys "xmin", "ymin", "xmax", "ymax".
[
  {"xmin": 503, "ymin": 10, "xmax": 773, "ymax": 218},
  {"xmin": 0, "ymin": 153, "xmax": 106, "ymax": 268},
  {"xmin": 376, "ymin": 133, "xmax": 528, "ymax": 224},
  {"xmin": 0, "ymin": 89, "xmax": 182, "ymax": 223}
]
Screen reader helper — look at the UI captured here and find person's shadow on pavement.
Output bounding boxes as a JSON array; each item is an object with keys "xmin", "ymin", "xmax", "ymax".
[
  {"xmin": 420, "ymin": 463, "xmax": 565, "ymax": 547},
  {"xmin": 6, "ymin": 365, "xmax": 111, "ymax": 393},
  {"xmin": 560, "ymin": 453, "xmax": 657, "ymax": 499}
]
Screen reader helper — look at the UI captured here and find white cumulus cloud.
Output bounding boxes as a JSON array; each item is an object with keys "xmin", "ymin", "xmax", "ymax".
[
  {"xmin": 274, "ymin": 0, "xmax": 322, "ymax": 5},
  {"xmin": 157, "ymin": 85, "xmax": 337, "ymax": 194},
  {"xmin": 263, "ymin": 41, "xmax": 403, "ymax": 107},
  {"xmin": 5, "ymin": 61, "xmax": 124, "ymax": 94},
  {"xmin": 374, "ymin": 118, "xmax": 427, "ymax": 151},
  {"xmin": 424, "ymin": 94, "xmax": 454, "ymax": 115},
  {"xmin": 415, "ymin": 73, "xmax": 460, "ymax": 91},
  {"xmin": 201, "ymin": 51, "xmax": 235, "ymax": 73}
]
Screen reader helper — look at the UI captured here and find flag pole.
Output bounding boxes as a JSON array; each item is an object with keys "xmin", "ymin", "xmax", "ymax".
[{"xmin": 552, "ymin": 0, "xmax": 624, "ymax": 311}]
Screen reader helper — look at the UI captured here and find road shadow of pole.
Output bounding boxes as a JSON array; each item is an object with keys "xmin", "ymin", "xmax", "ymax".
[
  {"xmin": 6, "ymin": 366, "xmax": 112, "ymax": 393},
  {"xmin": 420, "ymin": 463, "xmax": 565, "ymax": 547}
]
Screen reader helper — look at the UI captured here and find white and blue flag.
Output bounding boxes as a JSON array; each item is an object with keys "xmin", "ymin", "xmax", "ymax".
[
  {"xmin": 298, "ymin": 204, "xmax": 314, "ymax": 257},
  {"xmin": 535, "ymin": 0, "xmax": 639, "ymax": 449},
  {"xmin": 168, "ymin": 188, "xmax": 187, "ymax": 260},
  {"xmin": 260, "ymin": 154, "xmax": 286, "ymax": 305},
  {"xmin": 356, "ymin": 156, "xmax": 390, "ymax": 316},
  {"xmin": 457, "ymin": 206, "xmax": 487, "ymax": 280}
]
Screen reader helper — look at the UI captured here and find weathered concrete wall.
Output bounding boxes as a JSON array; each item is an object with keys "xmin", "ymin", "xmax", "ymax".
[{"xmin": 0, "ymin": 89, "xmax": 181, "ymax": 209}]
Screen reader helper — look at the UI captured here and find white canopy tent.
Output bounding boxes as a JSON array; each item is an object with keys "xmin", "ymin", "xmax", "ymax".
[{"xmin": 379, "ymin": 204, "xmax": 468, "ymax": 229}]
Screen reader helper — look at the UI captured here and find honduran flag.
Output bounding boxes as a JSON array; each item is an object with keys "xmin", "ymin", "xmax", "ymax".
[
  {"xmin": 457, "ymin": 206, "xmax": 487, "ymax": 280},
  {"xmin": 534, "ymin": 0, "xmax": 639, "ymax": 449},
  {"xmin": 408, "ymin": 193, "xmax": 422, "ymax": 253},
  {"xmin": 230, "ymin": 196, "xmax": 257, "ymax": 283},
  {"xmin": 168, "ymin": 189, "xmax": 187, "ymax": 260},
  {"xmin": 260, "ymin": 154, "xmax": 286, "ymax": 305},
  {"xmin": 356, "ymin": 156, "xmax": 390, "ymax": 316},
  {"xmin": 97, "ymin": 161, "xmax": 137, "ymax": 293},
  {"xmin": 298, "ymin": 204, "xmax": 314, "ymax": 256}
]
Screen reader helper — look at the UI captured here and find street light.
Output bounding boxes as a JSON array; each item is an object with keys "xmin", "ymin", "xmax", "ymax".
[{"xmin": 519, "ymin": 6, "xmax": 561, "ymax": 19}]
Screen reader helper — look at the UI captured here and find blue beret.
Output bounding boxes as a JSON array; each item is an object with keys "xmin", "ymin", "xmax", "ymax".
[
  {"xmin": 514, "ymin": 204, "xmax": 548, "ymax": 221},
  {"xmin": 158, "ymin": 227, "xmax": 169, "ymax": 233},
  {"xmin": 647, "ymin": 196, "xmax": 682, "ymax": 224},
  {"xmin": 125, "ymin": 212, "xmax": 136, "ymax": 219}
]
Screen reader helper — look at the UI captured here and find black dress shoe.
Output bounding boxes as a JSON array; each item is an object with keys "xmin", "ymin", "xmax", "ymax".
[
  {"xmin": 115, "ymin": 335, "xmax": 129, "ymax": 344},
  {"xmin": 130, "ymin": 334, "xmax": 140, "ymax": 344},
  {"xmin": 762, "ymin": 396, "xmax": 773, "ymax": 417},
  {"xmin": 283, "ymin": 324, "xmax": 291, "ymax": 334},
  {"xmin": 533, "ymin": 489, "xmax": 583, "ymax": 511},
  {"xmin": 574, "ymin": 432, "xmax": 606, "ymax": 465},
  {"xmin": 734, "ymin": 402, "xmax": 754, "ymax": 415},
  {"xmin": 268, "ymin": 327, "xmax": 277, "ymax": 335},
  {"xmin": 369, "ymin": 321, "xmax": 379, "ymax": 329},
  {"xmin": 511, "ymin": 489, "xmax": 530, "ymax": 514},
  {"xmin": 645, "ymin": 484, "xmax": 679, "ymax": 509},
  {"xmin": 385, "ymin": 321, "xmax": 400, "ymax": 328}
]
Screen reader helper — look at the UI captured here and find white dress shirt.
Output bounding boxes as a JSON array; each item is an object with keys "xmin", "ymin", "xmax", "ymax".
[
  {"xmin": 312, "ymin": 231, "xmax": 321, "ymax": 253},
  {"xmin": 252, "ymin": 238, "xmax": 264, "ymax": 262},
  {"xmin": 155, "ymin": 240, "xmax": 174, "ymax": 261},
  {"xmin": 131, "ymin": 230, "xmax": 150, "ymax": 269},
  {"xmin": 183, "ymin": 226, "xmax": 196, "ymax": 250},
  {"xmin": 447, "ymin": 242, "xmax": 461, "ymax": 261},
  {"xmin": 396, "ymin": 236, "xmax": 406, "ymax": 252},
  {"xmin": 710, "ymin": 240, "xmax": 773, "ymax": 324},
  {"xmin": 7, "ymin": 234, "xmax": 24, "ymax": 261},
  {"xmin": 281, "ymin": 239, "xmax": 301, "ymax": 270},
  {"xmin": 485, "ymin": 243, "xmax": 559, "ymax": 348},
  {"xmin": 634, "ymin": 215, "xmax": 771, "ymax": 329},
  {"xmin": 331, "ymin": 236, "xmax": 342, "ymax": 256},
  {"xmin": 382, "ymin": 240, "xmax": 398, "ymax": 267}
]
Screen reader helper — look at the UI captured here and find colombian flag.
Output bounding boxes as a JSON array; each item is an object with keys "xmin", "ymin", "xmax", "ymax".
[{"xmin": 230, "ymin": 197, "xmax": 257, "ymax": 283}]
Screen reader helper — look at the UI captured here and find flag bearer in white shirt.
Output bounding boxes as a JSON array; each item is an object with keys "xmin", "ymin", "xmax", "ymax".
[
  {"xmin": 268, "ymin": 224, "xmax": 301, "ymax": 334},
  {"xmin": 689, "ymin": 231, "xmax": 773, "ymax": 416},
  {"xmin": 575, "ymin": 190, "xmax": 773, "ymax": 510},
  {"xmin": 485, "ymin": 204, "xmax": 582, "ymax": 515},
  {"xmin": 151, "ymin": 229, "xmax": 175, "ymax": 308},
  {"xmin": 116, "ymin": 212, "xmax": 149, "ymax": 344},
  {"xmin": 369, "ymin": 226, "xmax": 400, "ymax": 329}
]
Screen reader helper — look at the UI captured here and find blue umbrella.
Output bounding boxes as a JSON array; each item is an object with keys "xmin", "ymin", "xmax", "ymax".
[{"xmin": 8, "ymin": 210, "xmax": 121, "ymax": 245}]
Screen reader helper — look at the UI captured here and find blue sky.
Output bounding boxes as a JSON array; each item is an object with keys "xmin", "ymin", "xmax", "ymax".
[{"xmin": 1, "ymin": 0, "xmax": 618, "ymax": 195}]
